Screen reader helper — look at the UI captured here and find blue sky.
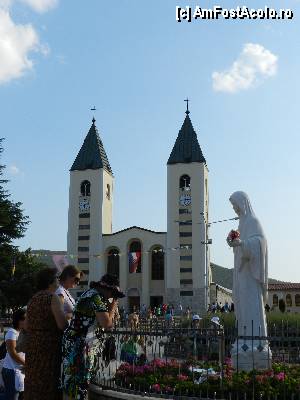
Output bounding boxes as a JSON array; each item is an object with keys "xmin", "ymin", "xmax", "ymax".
[{"xmin": 1, "ymin": 0, "xmax": 299, "ymax": 281}]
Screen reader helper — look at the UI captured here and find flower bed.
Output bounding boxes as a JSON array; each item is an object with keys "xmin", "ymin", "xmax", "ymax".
[{"xmin": 115, "ymin": 358, "xmax": 300, "ymax": 399}]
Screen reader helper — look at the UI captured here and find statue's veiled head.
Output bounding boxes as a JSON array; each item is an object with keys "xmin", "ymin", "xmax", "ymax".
[{"xmin": 229, "ymin": 191, "xmax": 255, "ymax": 218}]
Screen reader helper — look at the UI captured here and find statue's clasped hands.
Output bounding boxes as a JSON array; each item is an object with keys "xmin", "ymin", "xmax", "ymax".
[{"xmin": 227, "ymin": 237, "xmax": 242, "ymax": 247}]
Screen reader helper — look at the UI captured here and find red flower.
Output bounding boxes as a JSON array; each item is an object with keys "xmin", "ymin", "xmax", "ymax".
[
  {"xmin": 152, "ymin": 384, "xmax": 161, "ymax": 392},
  {"xmin": 228, "ymin": 230, "xmax": 240, "ymax": 241},
  {"xmin": 177, "ymin": 374, "xmax": 189, "ymax": 381}
]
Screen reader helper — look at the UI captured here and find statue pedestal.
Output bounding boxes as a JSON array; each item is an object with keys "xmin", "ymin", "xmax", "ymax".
[{"xmin": 231, "ymin": 341, "xmax": 272, "ymax": 371}]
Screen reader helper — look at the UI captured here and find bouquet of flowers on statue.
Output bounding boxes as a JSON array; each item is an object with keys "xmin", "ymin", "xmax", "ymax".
[{"xmin": 227, "ymin": 230, "xmax": 240, "ymax": 243}]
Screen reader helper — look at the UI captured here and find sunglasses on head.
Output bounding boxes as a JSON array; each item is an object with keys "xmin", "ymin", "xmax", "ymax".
[{"xmin": 74, "ymin": 277, "xmax": 81, "ymax": 285}]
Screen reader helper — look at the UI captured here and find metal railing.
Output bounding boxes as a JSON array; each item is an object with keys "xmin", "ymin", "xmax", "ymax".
[{"xmin": 90, "ymin": 319, "xmax": 300, "ymax": 399}]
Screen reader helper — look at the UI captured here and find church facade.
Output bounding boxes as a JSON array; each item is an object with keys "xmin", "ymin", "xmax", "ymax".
[{"xmin": 67, "ymin": 108, "xmax": 210, "ymax": 313}]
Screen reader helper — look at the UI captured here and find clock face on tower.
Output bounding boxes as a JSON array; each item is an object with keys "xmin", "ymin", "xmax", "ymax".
[
  {"xmin": 179, "ymin": 193, "xmax": 192, "ymax": 206},
  {"xmin": 79, "ymin": 198, "xmax": 90, "ymax": 213}
]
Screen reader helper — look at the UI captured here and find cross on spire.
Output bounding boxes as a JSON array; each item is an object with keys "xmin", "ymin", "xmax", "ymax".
[
  {"xmin": 184, "ymin": 98, "xmax": 190, "ymax": 115},
  {"xmin": 90, "ymin": 106, "xmax": 96, "ymax": 124}
]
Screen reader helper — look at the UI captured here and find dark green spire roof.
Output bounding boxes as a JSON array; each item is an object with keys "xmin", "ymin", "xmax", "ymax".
[
  {"xmin": 167, "ymin": 111, "xmax": 206, "ymax": 165},
  {"xmin": 70, "ymin": 118, "xmax": 113, "ymax": 174}
]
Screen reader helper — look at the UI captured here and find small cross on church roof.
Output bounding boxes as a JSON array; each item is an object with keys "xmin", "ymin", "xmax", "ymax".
[{"xmin": 184, "ymin": 98, "xmax": 190, "ymax": 115}]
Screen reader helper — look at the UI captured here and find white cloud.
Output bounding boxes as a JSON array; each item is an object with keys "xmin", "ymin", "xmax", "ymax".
[
  {"xmin": 0, "ymin": 9, "xmax": 41, "ymax": 84},
  {"xmin": 0, "ymin": 0, "xmax": 13, "ymax": 9},
  {"xmin": 0, "ymin": 0, "xmax": 56, "ymax": 85},
  {"xmin": 9, "ymin": 164, "xmax": 20, "ymax": 175},
  {"xmin": 212, "ymin": 43, "xmax": 278, "ymax": 94},
  {"xmin": 20, "ymin": 0, "xmax": 57, "ymax": 13}
]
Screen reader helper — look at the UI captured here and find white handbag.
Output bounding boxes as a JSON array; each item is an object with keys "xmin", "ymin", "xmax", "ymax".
[{"xmin": 14, "ymin": 368, "xmax": 25, "ymax": 392}]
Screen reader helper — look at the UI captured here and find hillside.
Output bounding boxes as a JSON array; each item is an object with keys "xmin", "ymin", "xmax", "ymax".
[{"xmin": 211, "ymin": 263, "xmax": 283, "ymax": 290}]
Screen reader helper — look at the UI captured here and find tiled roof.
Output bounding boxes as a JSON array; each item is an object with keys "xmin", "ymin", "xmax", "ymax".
[
  {"xmin": 268, "ymin": 283, "xmax": 300, "ymax": 291},
  {"xmin": 167, "ymin": 112, "xmax": 206, "ymax": 165},
  {"xmin": 70, "ymin": 118, "xmax": 112, "ymax": 174}
]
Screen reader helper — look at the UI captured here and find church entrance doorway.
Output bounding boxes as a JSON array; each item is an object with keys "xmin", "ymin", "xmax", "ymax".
[
  {"xmin": 127, "ymin": 288, "xmax": 140, "ymax": 312},
  {"xmin": 150, "ymin": 296, "xmax": 163, "ymax": 309},
  {"xmin": 128, "ymin": 296, "xmax": 140, "ymax": 312}
]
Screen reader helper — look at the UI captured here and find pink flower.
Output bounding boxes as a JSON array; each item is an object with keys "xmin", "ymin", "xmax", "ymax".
[
  {"xmin": 167, "ymin": 359, "xmax": 180, "ymax": 368},
  {"xmin": 135, "ymin": 366, "xmax": 145, "ymax": 375},
  {"xmin": 151, "ymin": 359, "xmax": 165, "ymax": 368},
  {"xmin": 152, "ymin": 384, "xmax": 161, "ymax": 392},
  {"xmin": 265, "ymin": 370, "xmax": 274, "ymax": 378},
  {"xmin": 275, "ymin": 372, "xmax": 285, "ymax": 381},
  {"xmin": 225, "ymin": 357, "xmax": 232, "ymax": 366},
  {"xmin": 256, "ymin": 375, "xmax": 266, "ymax": 383},
  {"xmin": 143, "ymin": 365, "xmax": 154, "ymax": 373},
  {"xmin": 177, "ymin": 374, "xmax": 189, "ymax": 381}
]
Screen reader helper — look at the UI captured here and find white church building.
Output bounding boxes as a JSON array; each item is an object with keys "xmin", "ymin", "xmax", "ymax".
[{"xmin": 67, "ymin": 107, "xmax": 211, "ymax": 313}]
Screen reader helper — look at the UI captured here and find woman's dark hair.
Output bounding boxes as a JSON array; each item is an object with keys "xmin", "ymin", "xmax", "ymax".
[
  {"xmin": 90, "ymin": 274, "xmax": 119, "ymax": 290},
  {"xmin": 59, "ymin": 265, "xmax": 82, "ymax": 283},
  {"xmin": 12, "ymin": 309, "xmax": 26, "ymax": 329},
  {"xmin": 36, "ymin": 267, "xmax": 58, "ymax": 291}
]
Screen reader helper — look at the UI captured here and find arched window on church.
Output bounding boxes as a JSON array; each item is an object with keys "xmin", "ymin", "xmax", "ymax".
[
  {"xmin": 81, "ymin": 180, "xmax": 91, "ymax": 197},
  {"xmin": 107, "ymin": 248, "xmax": 119, "ymax": 279},
  {"xmin": 129, "ymin": 241, "xmax": 142, "ymax": 273},
  {"xmin": 151, "ymin": 246, "xmax": 164, "ymax": 280},
  {"xmin": 286, "ymin": 294, "xmax": 292, "ymax": 307},
  {"xmin": 295, "ymin": 294, "xmax": 300, "ymax": 307},
  {"xmin": 273, "ymin": 294, "xmax": 278, "ymax": 306},
  {"xmin": 106, "ymin": 184, "xmax": 111, "ymax": 200},
  {"xmin": 179, "ymin": 175, "xmax": 191, "ymax": 191}
]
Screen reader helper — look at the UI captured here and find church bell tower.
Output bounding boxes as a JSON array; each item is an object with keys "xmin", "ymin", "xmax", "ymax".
[
  {"xmin": 166, "ymin": 104, "xmax": 209, "ymax": 313},
  {"xmin": 67, "ymin": 118, "xmax": 113, "ymax": 287}
]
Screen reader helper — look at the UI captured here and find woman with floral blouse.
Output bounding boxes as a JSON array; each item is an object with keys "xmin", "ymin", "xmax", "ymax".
[{"xmin": 61, "ymin": 274, "xmax": 125, "ymax": 400}]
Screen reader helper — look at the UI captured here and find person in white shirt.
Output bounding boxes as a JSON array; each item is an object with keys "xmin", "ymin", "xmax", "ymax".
[
  {"xmin": 178, "ymin": 303, "xmax": 183, "ymax": 316},
  {"xmin": 56, "ymin": 265, "xmax": 82, "ymax": 320},
  {"xmin": 2, "ymin": 309, "xmax": 26, "ymax": 400}
]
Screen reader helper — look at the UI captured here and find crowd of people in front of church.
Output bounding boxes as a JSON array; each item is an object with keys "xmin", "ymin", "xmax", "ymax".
[
  {"xmin": 208, "ymin": 301, "xmax": 234, "ymax": 313},
  {"xmin": 1, "ymin": 265, "xmax": 236, "ymax": 400},
  {"xmin": 0, "ymin": 266, "xmax": 124, "ymax": 400}
]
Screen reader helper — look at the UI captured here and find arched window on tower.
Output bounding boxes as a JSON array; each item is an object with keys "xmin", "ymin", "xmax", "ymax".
[
  {"xmin": 273, "ymin": 294, "xmax": 278, "ymax": 306},
  {"xmin": 81, "ymin": 180, "xmax": 91, "ymax": 197},
  {"xmin": 106, "ymin": 184, "xmax": 111, "ymax": 200},
  {"xmin": 295, "ymin": 294, "xmax": 300, "ymax": 307},
  {"xmin": 179, "ymin": 175, "xmax": 191, "ymax": 191},
  {"xmin": 286, "ymin": 294, "xmax": 292, "ymax": 307},
  {"xmin": 107, "ymin": 248, "xmax": 120, "ymax": 279},
  {"xmin": 151, "ymin": 246, "xmax": 164, "ymax": 280},
  {"xmin": 129, "ymin": 241, "xmax": 142, "ymax": 273}
]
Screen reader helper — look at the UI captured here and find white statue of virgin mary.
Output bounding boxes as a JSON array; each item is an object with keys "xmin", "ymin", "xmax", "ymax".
[{"xmin": 228, "ymin": 191, "xmax": 271, "ymax": 371}]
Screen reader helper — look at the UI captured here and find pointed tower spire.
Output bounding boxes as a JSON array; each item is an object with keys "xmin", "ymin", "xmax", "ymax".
[
  {"xmin": 70, "ymin": 118, "xmax": 113, "ymax": 174},
  {"xmin": 167, "ymin": 105, "xmax": 206, "ymax": 165}
]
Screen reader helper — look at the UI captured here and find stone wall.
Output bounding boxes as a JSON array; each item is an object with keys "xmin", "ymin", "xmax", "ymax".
[{"xmin": 209, "ymin": 282, "xmax": 232, "ymax": 307}]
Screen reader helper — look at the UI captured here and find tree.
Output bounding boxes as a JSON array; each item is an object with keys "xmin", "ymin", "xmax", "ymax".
[
  {"xmin": 0, "ymin": 138, "xmax": 29, "ymax": 246},
  {"xmin": 0, "ymin": 249, "xmax": 44, "ymax": 310},
  {"xmin": 0, "ymin": 139, "xmax": 45, "ymax": 311}
]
